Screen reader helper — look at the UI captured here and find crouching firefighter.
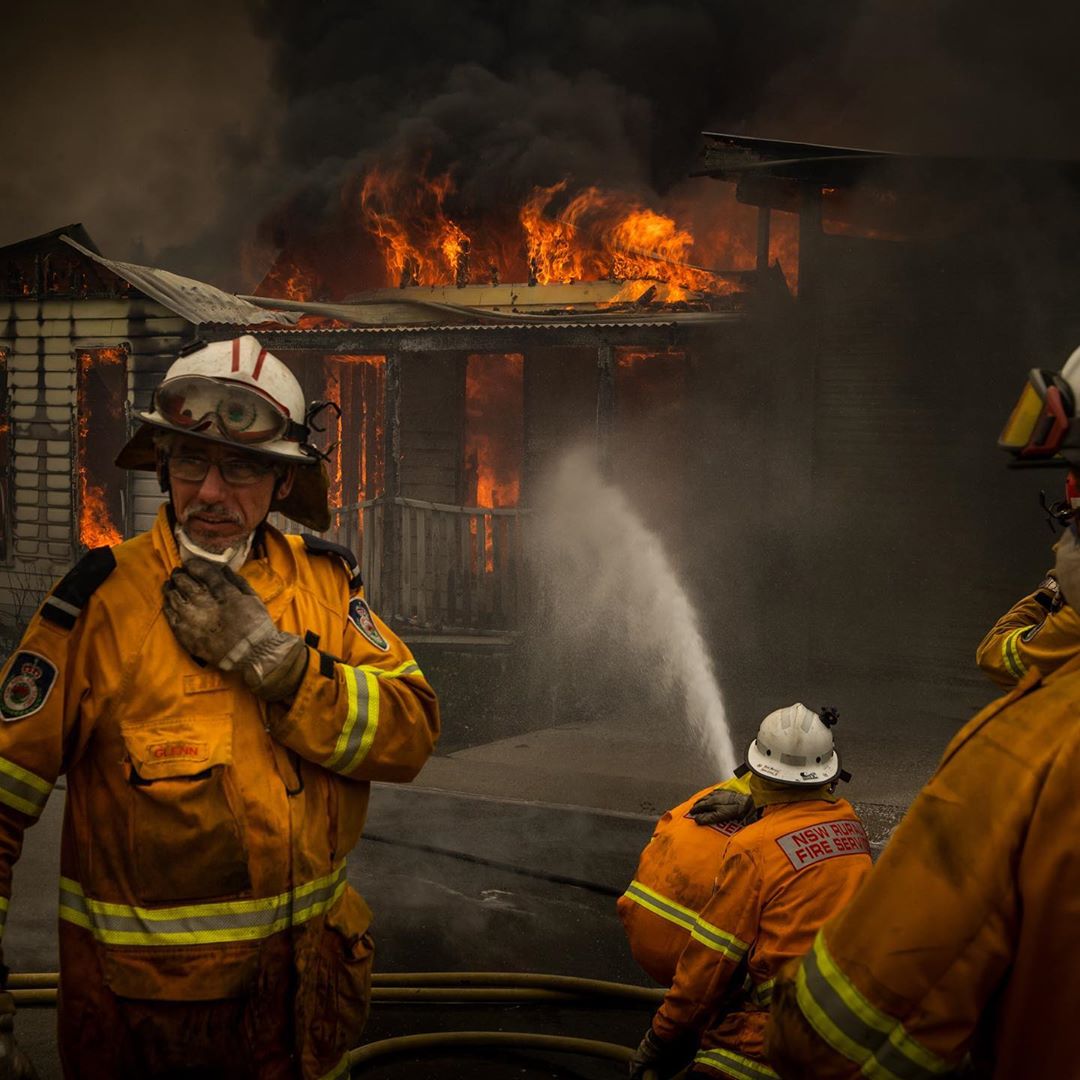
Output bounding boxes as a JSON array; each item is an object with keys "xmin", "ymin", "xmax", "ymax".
[
  {"xmin": 627, "ymin": 705, "xmax": 871, "ymax": 1080},
  {"xmin": 0, "ymin": 336, "xmax": 440, "ymax": 1079}
]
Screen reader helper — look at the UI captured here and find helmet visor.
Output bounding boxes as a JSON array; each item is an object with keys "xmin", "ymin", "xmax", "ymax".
[
  {"xmin": 998, "ymin": 369, "xmax": 1074, "ymax": 459},
  {"xmin": 154, "ymin": 376, "xmax": 289, "ymax": 446}
]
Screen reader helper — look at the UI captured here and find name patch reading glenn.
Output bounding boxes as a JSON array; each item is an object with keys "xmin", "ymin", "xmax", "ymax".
[
  {"xmin": 775, "ymin": 819, "xmax": 870, "ymax": 870},
  {"xmin": 145, "ymin": 741, "xmax": 209, "ymax": 763}
]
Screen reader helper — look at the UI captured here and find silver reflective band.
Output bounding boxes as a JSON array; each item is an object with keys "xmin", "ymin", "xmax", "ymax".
[
  {"xmin": 0, "ymin": 757, "xmax": 52, "ymax": 819},
  {"xmin": 59, "ymin": 863, "xmax": 348, "ymax": 947},
  {"xmin": 44, "ymin": 596, "xmax": 81, "ymax": 618},
  {"xmin": 621, "ymin": 880, "xmax": 698, "ymax": 932}
]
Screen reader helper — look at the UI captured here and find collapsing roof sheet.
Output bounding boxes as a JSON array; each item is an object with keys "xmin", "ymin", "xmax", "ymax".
[{"xmin": 60, "ymin": 235, "xmax": 300, "ymax": 328}]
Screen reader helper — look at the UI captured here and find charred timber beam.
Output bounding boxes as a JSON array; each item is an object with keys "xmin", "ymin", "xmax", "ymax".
[
  {"xmin": 596, "ymin": 343, "xmax": 615, "ymax": 480},
  {"xmin": 798, "ymin": 188, "xmax": 823, "ymax": 306},
  {"xmin": 756, "ymin": 206, "xmax": 771, "ymax": 272}
]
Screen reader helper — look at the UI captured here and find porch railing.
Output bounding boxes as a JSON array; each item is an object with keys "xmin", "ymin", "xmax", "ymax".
[{"xmin": 319, "ymin": 496, "xmax": 529, "ymax": 634}]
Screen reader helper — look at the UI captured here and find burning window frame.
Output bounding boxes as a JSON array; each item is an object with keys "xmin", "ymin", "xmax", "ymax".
[{"xmin": 75, "ymin": 344, "xmax": 129, "ymax": 551}]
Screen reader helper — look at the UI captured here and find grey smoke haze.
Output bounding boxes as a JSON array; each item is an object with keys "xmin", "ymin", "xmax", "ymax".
[{"xmin": 4, "ymin": 1, "xmax": 1080, "ymax": 287}]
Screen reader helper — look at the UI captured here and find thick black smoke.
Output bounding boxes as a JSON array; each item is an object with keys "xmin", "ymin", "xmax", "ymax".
[
  {"xmin": 174, "ymin": 0, "xmax": 869, "ymax": 287},
  {"xmin": 9, "ymin": 3, "xmax": 1080, "ymax": 287}
]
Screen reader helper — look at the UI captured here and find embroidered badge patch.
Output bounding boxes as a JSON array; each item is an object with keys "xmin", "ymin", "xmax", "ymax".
[
  {"xmin": 0, "ymin": 652, "xmax": 58, "ymax": 722},
  {"xmin": 775, "ymin": 819, "xmax": 871, "ymax": 871},
  {"xmin": 348, "ymin": 597, "xmax": 389, "ymax": 651}
]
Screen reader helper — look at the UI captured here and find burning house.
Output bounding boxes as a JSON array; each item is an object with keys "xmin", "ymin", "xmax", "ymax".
[
  {"xmin": 0, "ymin": 152, "xmax": 802, "ymax": 649},
  {"xmin": 0, "ymin": 133, "xmax": 1074, "ymax": 738}
]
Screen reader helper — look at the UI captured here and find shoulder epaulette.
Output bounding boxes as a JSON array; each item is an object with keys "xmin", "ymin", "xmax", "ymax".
[
  {"xmin": 41, "ymin": 546, "xmax": 117, "ymax": 630},
  {"xmin": 301, "ymin": 534, "xmax": 363, "ymax": 590}
]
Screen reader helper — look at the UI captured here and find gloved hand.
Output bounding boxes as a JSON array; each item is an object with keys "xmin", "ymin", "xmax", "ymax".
[
  {"xmin": 0, "ymin": 993, "xmax": 40, "ymax": 1080},
  {"xmin": 627, "ymin": 1028, "xmax": 684, "ymax": 1080},
  {"xmin": 1034, "ymin": 571, "xmax": 1063, "ymax": 612},
  {"xmin": 162, "ymin": 558, "xmax": 308, "ymax": 701},
  {"xmin": 687, "ymin": 787, "xmax": 753, "ymax": 828},
  {"xmin": 1053, "ymin": 531, "xmax": 1080, "ymax": 609}
]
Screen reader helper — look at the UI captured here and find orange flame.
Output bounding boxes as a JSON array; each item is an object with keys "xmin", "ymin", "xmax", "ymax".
[
  {"xmin": 465, "ymin": 354, "xmax": 523, "ymax": 572},
  {"xmin": 360, "ymin": 165, "xmax": 475, "ymax": 287},
  {"xmin": 76, "ymin": 347, "xmax": 125, "ymax": 548},
  {"xmin": 260, "ymin": 170, "xmax": 798, "ymax": 303}
]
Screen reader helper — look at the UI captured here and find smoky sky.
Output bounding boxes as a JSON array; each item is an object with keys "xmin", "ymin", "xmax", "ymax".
[{"xmin": 4, "ymin": 1, "xmax": 1080, "ymax": 289}]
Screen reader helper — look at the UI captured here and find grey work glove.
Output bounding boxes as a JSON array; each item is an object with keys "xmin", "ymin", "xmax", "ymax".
[
  {"xmin": 0, "ymin": 994, "xmax": 39, "ymax": 1080},
  {"xmin": 1034, "ymin": 571, "xmax": 1062, "ymax": 612},
  {"xmin": 162, "ymin": 558, "xmax": 308, "ymax": 702},
  {"xmin": 627, "ymin": 1028, "xmax": 685, "ymax": 1080},
  {"xmin": 1053, "ymin": 531, "xmax": 1080, "ymax": 609},
  {"xmin": 687, "ymin": 787, "xmax": 753, "ymax": 828}
]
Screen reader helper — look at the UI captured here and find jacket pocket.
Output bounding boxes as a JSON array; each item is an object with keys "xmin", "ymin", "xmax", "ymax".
[
  {"xmin": 296, "ymin": 886, "xmax": 374, "ymax": 1076},
  {"xmin": 121, "ymin": 713, "xmax": 252, "ymax": 903}
]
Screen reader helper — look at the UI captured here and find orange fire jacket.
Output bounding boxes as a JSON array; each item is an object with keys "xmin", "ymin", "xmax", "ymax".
[
  {"xmin": 975, "ymin": 578, "xmax": 1080, "ymax": 686},
  {"xmin": 766, "ymin": 655, "xmax": 1080, "ymax": 1079},
  {"xmin": 648, "ymin": 796, "xmax": 871, "ymax": 1080},
  {"xmin": 617, "ymin": 775, "xmax": 752, "ymax": 987},
  {"xmin": 0, "ymin": 506, "xmax": 439, "ymax": 1079}
]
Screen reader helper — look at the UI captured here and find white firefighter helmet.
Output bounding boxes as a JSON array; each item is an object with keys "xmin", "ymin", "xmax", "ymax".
[
  {"xmin": 745, "ymin": 703, "xmax": 841, "ymax": 786},
  {"xmin": 116, "ymin": 336, "xmax": 331, "ymax": 530}
]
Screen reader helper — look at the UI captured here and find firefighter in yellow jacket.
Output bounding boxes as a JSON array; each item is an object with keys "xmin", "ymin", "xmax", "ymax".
[
  {"xmin": 627, "ymin": 705, "xmax": 872, "ymax": 1080},
  {"xmin": 0, "ymin": 336, "xmax": 440, "ymax": 1078},
  {"xmin": 975, "ymin": 570, "xmax": 1069, "ymax": 686},
  {"xmin": 766, "ymin": 350, "xmax": 1080, "ymax": 1077},
  {"xmin": 617, "ymin": 773, "xmax": 754, "ymax": 987}
]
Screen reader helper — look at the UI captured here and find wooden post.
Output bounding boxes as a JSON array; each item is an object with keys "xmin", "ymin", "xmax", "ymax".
[
  {"xmin": 798, "ymin": 186, "xmax": 823, "ymax": 305},
  {"xmin": 381, "ymin": 351, "xmax": 402, "ymax": 619},
  {"xmin": 596, "ymin": 342, "xmax": 615, "ymax": 479},
  {"xmin": 756, "ymin": 205, "xmax": 772, "ymax": 272}
]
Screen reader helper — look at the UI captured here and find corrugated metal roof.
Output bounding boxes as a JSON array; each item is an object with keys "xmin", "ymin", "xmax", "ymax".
[
  {"xmin": 201, "ymin": 312, "xmax": 741, "ymax": 334},
  {"xmin": 60, "ymin": 236, "xmax": 300, "ymax": 327}
]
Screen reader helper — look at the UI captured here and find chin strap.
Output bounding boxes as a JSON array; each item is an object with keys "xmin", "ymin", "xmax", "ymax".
[{"xmin": 174, "ymin": 527, "xmax": 253, "ymax": 572}]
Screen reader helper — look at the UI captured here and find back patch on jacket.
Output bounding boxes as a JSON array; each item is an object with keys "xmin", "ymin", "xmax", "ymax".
[{"xmin": 775, "ymin": 819, "xmax": 870, "ymax": 870}]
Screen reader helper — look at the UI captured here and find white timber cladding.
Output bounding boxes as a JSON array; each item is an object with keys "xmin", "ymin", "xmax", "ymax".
[{"xmin": 0, "ymin": 297, "xmax": 191, "ymax": 636}]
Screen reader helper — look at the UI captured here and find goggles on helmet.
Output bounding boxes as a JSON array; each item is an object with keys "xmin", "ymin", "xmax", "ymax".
[
  {"xmin": 154, "ymin": 376, "xmax": 307, "ymax": 447},
  {"xmin": 999, "ymin": 368, "xmax": 1076, "ymax": 460}
]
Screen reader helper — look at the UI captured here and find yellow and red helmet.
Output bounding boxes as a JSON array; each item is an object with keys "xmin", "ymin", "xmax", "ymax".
[{"xmin": 999, "ymin": 346, "xmax": 1080, "ymax": 462}]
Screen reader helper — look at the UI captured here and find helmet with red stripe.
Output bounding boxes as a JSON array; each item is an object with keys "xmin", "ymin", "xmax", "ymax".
[{"xmin": 116, "ymin": 336, "xmax": 330, "ymax": 529}]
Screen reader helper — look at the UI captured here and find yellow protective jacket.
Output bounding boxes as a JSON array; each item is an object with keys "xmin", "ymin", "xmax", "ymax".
[
  {"xmin": 0, "ymin": 506, "xmax": 439, "ymax": 1078},
  {"xmin": 617, "ymin": 775, "xmax": 752, "ymax": 987},
  {"xmin": 974, "ymin": 576, "xmax": 1080, "ymax": 687},
  {"xmin": 767, "ymin": 655, "xmax": 1080, "ymax": 1079},
  {"xmin": 650, "ymin": 796, "xmax": 872, "ymax": 1080}
]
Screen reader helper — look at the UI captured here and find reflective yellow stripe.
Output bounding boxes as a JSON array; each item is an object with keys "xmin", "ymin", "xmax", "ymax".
[
  {"xmin": 318, "ymin": 1052, "xmax": 350, "ymax": 1080},
  {"xmin": 0, "ymin": 756, "xmax": 52, "ymax": 819},
  {"xmin": 751, "ymin": 976, "xmax": 775, "ymax": 1006},
  {"xmin": 690, "ymin": 915, "xmax": 749, "ymax": 962},
  {"xmin": 58, "ymin": 864, "xmax": 348, "ymax": 947},
  {"xmin": 326, "ymin": 661, "xmax": 420, "ymax": 774},
  {"xmin": 694, "ymin": 1046, "xmax": 779, "ymax": 1079},
  {"xmin": 1002, "ymin": 627, "xmax": 1029, "ymax": 680},
  {"xmin": 795, "ymin": 931, "xmax": 952, "ymax": 1079},
  {"xmin": 0, "ymin": 895, "xmax": 8, "ymax": 940},
  {"xmin": 343, "ymin": 668, "xmax": 380, "ymax": 773},
  {"xmin": 621, "ymin": 880, "xmax": 699, "ymax": 932}
]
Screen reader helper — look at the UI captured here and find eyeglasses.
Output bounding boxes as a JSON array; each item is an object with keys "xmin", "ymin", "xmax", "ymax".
[
  {"xmin": 155, "ymin": 376, "xmax": 291, "ymax": 445},
  {"xmin": 168, "ymin": 453, "xmax": 277, "ymax": 486}
]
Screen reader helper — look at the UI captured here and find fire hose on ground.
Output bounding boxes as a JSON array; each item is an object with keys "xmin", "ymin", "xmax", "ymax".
[{"xmin": 6, "ymin": 970, "xmax": 664, "ymax": 1077}]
